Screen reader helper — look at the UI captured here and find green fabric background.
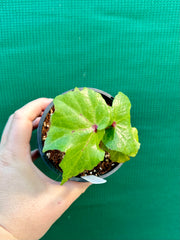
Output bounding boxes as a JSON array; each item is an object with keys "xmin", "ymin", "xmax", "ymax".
[{"xmin": 1, "ymin": 1, "xmax": 180, "ymax": 240}]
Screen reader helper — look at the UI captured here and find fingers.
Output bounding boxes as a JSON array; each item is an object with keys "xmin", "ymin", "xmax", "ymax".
[
  {"xmin": 31, "ymin": 149, "xmax": 40, "ymax": 161},
  {"xmin": 0, "ymin": 114, "xmax": 14, "ymax": 145},
  {"xmin": 15, "ymin": 98, "xmax": 53, "ymax": 122},
  {"xmin": 32, "ymin": 117, "xmax": 41, "ymax": 130},
  {"xmin": 6, "ymin": 98, "xmax": 53, "ymax": 149},
  {"xmin": 1, "ymin": 104, "xmax": 45, "ymax": 145},
  {"xmin": 1, "ymin": 114, "xmax": 41, "ymax": 145}
]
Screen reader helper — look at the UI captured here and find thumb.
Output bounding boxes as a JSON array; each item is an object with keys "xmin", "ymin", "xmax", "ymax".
[
  {"xmin": 44, "ymin": 180, "xmax": 91, "ymax": 220},
  {"xmin": 50, "ymin": 180, "xmax": 91, "ymax": 205}
]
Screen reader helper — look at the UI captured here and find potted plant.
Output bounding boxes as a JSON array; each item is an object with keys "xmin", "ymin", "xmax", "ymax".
[{"xmin": 37, "ymin": 87, "xmax": 140, "ymax": 185}]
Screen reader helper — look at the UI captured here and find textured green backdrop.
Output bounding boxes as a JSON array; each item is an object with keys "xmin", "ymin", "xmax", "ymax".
[{"xmin": 1, "ymin": 1, "xmax": 180, "ymax": 240}]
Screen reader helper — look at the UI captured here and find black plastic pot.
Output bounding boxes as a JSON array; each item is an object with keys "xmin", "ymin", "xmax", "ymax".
[{"xmin": 37, "ymin": 88, "xmax": 123, "ymax": 182}]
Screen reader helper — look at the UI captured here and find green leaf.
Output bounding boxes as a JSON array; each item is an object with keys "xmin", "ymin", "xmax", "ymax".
[
  {"xmin": 42, "ymin": 88, "xmax": 111, "ymax": 183},
  {"xmin": 102, "ymin": 92, "xmax": 140, "ymax": 156},
  {"xmin": 60, "ymin": 130, "xmax": 105, "ymax": 185},
  {"xmin": 42, "ymin": 88, "xmax": 140, "ymax": 184},
  {"xmin": 110, "ymin": 151, "xmax": 130, "ymax": 163},
  {"xmin": 130, "ymin": 127, "xmax": 140, "ymax": 157},
  {"xmin": 43, "ymin": 88, "xmax": 111, "ymax": 153},
  {"xmin": 100, "ymin": 142, "xmax": 130, "ymax": 163}
]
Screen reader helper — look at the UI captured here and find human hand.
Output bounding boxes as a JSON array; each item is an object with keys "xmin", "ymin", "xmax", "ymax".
[{"xmin": 0, "ymin": 98, "xmax": 91, "ymax": 240}]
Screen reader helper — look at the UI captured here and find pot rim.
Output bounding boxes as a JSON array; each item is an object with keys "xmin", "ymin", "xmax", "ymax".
[{"xmin": 37, "ymin": 87, "xmax": 123, "ymax": 182}]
